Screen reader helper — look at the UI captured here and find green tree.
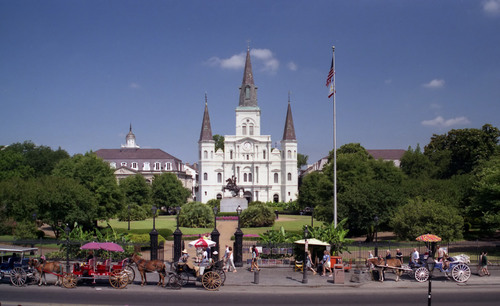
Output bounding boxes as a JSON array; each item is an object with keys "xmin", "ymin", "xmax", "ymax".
[
  {"xmin": 297, "ymin": 171, "xmax": 332, "ymax": 210},
  {"xmin": 400, "ymin": 144, "xmax": 434, "ymax": 178},
  {"xmin": 0, "ymin": 149, "xmax": 34, "ymax": 180},
  {"xmin": 6, "ymin": 141, "xmax": 69, "ymax": 177},
  {"xmin": 424, "ymin": 124, "xmax": 500, "ymax": 178},
  {"xmin": 37, "ymin": 176, "xmax": 97, "ymax": 237},
  {"xmin": 213, "ymin": 134, "xmax": 225, "ymax": 152},
  {"xmin": 118, "ymin": 174, "xmax": 152, "ymax": 221},
  {"xmin": 0, "ymin": 177, "xmax": 38, "ymax": 222},
  {"xmin": 297, "ymin": 153, "xmax": 309, "ymax": 170},
  {"xmin": 307, "ymin": 218, "xmax": 352, "ymax": 255},
  {"xmin": 178, "ymin": 202, "xmax": 214, "ymax": 228},
  {"xmin": 390, "ymin": 197, "xmax": 464, "ymax": 241},
  {"xmin": 52, "ymin": 152, "xmax": 123, "ymax": 223},
  {"xmin": 151, "ymin": 173, "xmax": 191, "ymax": 209},
  {"xmin": 469, "ymin": 155, "xmax": 500, "ymax": 234}
]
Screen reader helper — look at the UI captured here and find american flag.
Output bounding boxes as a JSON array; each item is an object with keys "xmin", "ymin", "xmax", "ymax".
[{"xmin": 326, "ymin": 58, "xmax": 334, "ymax": 87}]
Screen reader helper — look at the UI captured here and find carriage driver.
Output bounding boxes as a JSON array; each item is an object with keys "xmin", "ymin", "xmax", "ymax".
[
  {"xmin": 179, "ymin": 249, "xmax": 199, "ymax": 276},
  {"xmin": 411, "ymin": 248, "xmax": 420, "ymax": 265}
]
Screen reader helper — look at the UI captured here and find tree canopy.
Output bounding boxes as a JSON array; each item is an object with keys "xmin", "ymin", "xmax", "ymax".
[{"xmin": 151, "ymin": 172, "xmax": 191, "ymax": 209}]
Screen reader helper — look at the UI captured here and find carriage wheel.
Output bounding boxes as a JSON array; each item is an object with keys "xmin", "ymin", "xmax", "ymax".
[
  {"xmin": 109, "ymin": 270, "xmax": 128, "ymax": 289},
  {"xmin": 216, "ymin": 269, "xmax": 226, "ymax": 285},
  {"xmin": 62, "ymin": 273, "xmax": 78, "ymax": 288},
  {"xmin": 179, "ymin": 272, "xmax": 190, "ymax": 286},
  {"xmin": 167, "ymin": 274, "xmax": 182, "ymax": 290},
  {"xmin": 202, "ymin": 271, "xmax": 222, "ymax": 291},
  {"xmin": 452, "ymin": 263, "xmax": 471, "ymax": 283},
  {"xmin": 10, "ymin": 267, "xmax": 27, "ymax": 287},
  {"xmin": 124, "ymin": 265, "xmax": 135, "ymax": 284},
  {"xmin": 28, "ymin": 271, "xmax": 41, "ymax": 285},
  {"xmin": 414, "ymin": 267, "xmax": 429, "ymax": 282}
]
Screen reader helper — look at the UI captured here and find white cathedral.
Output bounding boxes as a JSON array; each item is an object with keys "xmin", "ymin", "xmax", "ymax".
[{"xmin": 197, "ymin": 48, "xmax": 298, "ymax": 204}]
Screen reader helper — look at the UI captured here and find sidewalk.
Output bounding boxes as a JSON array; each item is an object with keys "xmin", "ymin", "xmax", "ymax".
[{"xmin": 221, "ymin": 265, "xmax": 500, "ymax": 289}]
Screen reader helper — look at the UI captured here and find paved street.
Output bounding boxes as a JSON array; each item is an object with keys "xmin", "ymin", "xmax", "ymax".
[{"xmin": 1, "ymin": 266, "xmax": 499, "ymax": 305}]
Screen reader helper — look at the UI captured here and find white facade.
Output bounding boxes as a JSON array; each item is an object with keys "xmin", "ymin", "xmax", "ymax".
[{"xmin": 197, "ymin": 49, "xmax": 298, "ymax": 204}]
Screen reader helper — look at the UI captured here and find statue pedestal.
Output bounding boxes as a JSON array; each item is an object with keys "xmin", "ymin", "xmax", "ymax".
[{"xmin": 220, "ymin": 197, "xmax": 247, "ymax": 213}]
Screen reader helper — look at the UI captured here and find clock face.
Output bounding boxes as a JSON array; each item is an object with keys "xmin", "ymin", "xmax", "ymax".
[{"xmin": 243, "ymin": 142, "xmax": 252, "ymax": 151}]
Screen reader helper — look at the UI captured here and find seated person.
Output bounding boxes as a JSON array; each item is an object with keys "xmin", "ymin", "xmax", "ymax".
[
  {"xmin": 179, "ymin": 249, "xmax": 199, "ymax": 276},
  {"xmin": 8, "ymin": 253, "xmax": 20, "ymax": 268}
]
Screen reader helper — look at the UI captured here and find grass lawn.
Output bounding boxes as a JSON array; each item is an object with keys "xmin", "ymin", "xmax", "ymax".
[{"xmin": 100, "ymin": 214, "xmax": 321, "ymax": 237}]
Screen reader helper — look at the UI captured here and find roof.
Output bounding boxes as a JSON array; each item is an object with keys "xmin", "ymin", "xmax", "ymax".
[
  {"xmin": 367, "ymin": 149, "xmax": 406, "ymax": 160},
  {"xmin": 95, "ymin": 148, "xmax": 181, "ymax": 161},
  {"xmin": 0, "ymin": 245, "xmax": 38, "ymax": 253},
  {"xmin": 199, "ymin": 101, "xmax": 213, "ymax": 142},
  {"xmin": 282, "ymin": 101, "xmax": 296, "ymax": 141}
]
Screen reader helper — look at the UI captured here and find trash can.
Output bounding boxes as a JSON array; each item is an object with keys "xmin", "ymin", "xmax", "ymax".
[{"xmin": 334, "ymin": 268, "xmax": 344, "ymax": 284}]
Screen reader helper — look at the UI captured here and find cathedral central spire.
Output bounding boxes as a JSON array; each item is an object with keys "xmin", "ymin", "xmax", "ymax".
[{"xmin": 238, "ymin": 48, "xmax": 258, "ymax": 107}]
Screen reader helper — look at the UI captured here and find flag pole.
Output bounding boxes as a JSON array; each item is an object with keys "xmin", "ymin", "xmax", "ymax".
[{"xmin": 332, "ymin": 45, "xmax": 337, "ymax": 228}]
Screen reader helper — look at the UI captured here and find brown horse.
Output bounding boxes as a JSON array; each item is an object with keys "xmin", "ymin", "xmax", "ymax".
[
  {"xmin": 131, "ymin": 253, "xmax": 166, "ymax": 287},
  {"xmin": 367, "ymin": 257, "xmax": 403, "ymax": 282},
  {"xmin": 29, "ymin": 258, "xmax": 64, "ymax": 286}
]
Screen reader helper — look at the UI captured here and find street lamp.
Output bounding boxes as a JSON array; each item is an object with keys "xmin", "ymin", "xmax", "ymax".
[
  {"xmin": 374, "ymin": 215, "xmax": 379, "ymax": 257},
  {"xmin": 173, "ymin": 206, "xmax": 183, "ymax": 262},
  {"xmin": 311, "ymin": 207, "xmax": 314, "ymax": 227},
  {"xmin": 302, "ymin": 225, "xmax": 309, "ymax": 284},
  {"xmin": 64, "ymin": 224, "xmax": 70, "ymax": 273},
  {"xmin": 427, "ymin": 256, "xmax": 436, "ymax": 306},
  {"xmin": 211, "ymin": 206, "xmax": 220, "ymax": 261},
  {"xmin": 234, "ymin": 205, "xmax": 243, "ymax": 267},
  {"xmin": 127, "ymin": 204, "xmax": 131, "ymax": 231},
  {"xmin": 150, "ymin": 205, "xmax": 158, "ymax": 260}
]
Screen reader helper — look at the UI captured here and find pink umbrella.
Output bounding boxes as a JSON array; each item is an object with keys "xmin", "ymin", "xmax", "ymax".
[
  {"xmin": 80, "ymin": 242, "xmax": 101, "ymax": 250},
  {"xmin": 100, "ymin": 242, "xmax": 124, "ymax": 252}
]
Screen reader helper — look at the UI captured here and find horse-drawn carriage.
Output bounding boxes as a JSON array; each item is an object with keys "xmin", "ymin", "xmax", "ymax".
[
  {"xmin": 168, "ymin": 259, "xmax": 226, "ymax": 291},
  {"xmin": 61, "ymin": 242, "xmax": 134, "ymax": 289},
  {"xmin": 0, "ymin": 245, "xmax": 39, "ymax": 286},
  {"xmin": 410, "ymin": 254, "xmax": 471, "ymax": 283}
]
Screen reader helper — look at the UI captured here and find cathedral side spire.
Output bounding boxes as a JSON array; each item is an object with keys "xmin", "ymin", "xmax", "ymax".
[
  {"xmin": 199, "ymin": 94, "xmax": 213, "ymax": 142},
  {"xmin": 238, "ymin": 48, "xmax": 258, "ymax": 107},
  {"xmin": 282, "ymin": 96, "xmax": 296, "ymax": 141}
]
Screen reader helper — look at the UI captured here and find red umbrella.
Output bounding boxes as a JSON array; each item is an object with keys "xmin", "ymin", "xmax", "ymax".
[
  {"xmin": 415, "ymin": 234, "xmax": 442, "ymax": 242},
  {"xmin": 188, "ymin": 237, "xmax": 216, "ymax": 248}
]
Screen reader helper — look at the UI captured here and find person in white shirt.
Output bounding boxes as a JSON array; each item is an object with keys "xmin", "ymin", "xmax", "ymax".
[{"xmin": 411, "ymin": 248, "xmax": 420, "ymax": 265}]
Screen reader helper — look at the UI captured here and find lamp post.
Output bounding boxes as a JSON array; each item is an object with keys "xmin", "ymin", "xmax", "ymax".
[
  {"xmin": 173, "ymin": 206, "xmax": 183, "ymax": 262},
  {"xmin": 427, "ymin": 256, "xmax": 436, "ymax": 306},
  {"xmin": 150, "ymin": 205, "xmax": 158, "ymax": 260},
  {"xmin": 302, "ymin": 225, "xmax": 309, "ymax": 284},
  {"xmin": 234, "ymin": 205, "xmax": 243, "ymax": 267},
  {"xmin": 374, "ymin": 215, "xmax": 379, "ymax": 257},
  {"xmin": 64, "ymin": 224, "xmax": 70, "ymax": 273},
  {"xmin": 31, "ymin": 213, "xmax": 37, "ymax": 255},
  {"xmin": 311, "ymin": 207, "xmax": 314, "ymax": 227},
  {"xmin": 127, "ymin": 204, "xmax": 131, "ymax": 231},
  {"xmin": 211, "ymin": 206, "xmax": 220, "ymax": 262}
]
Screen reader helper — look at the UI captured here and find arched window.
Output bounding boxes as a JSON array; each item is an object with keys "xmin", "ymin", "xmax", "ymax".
[
  {"xmin": 273, "ymin": 194, "xmax": 279, "ymax": 203},
  {"xmin": 204, "ymin": 150, "xmax": 208, "ymax": 159},
  {"xmin": 244, "ymin": 173, "xmax": 248, "ymax": 182},
  {"xmin": 248, "ymin": 173, "xmax": 253, "ymax": 182},
  {"xmin": 217, "ymin": 173, "xmax": 222, "ymax": 183},
  {"xmin": 216, "ymin": 194, "xmax": 222, "ymax": 200},
  {"xmin": 230, "ymin": 150, "xmax": 233, "ymax": 159},
  {"xmin": 263, "ymin": 150, "xmax": 266, "ymax": 159},
  {"xmin": 274, "ymin": 173, "xmax": 279, "ymax": 183},
  {"xmin": 245, "ymin": 86, "xmax": 250, "ymax": 98},
  {"xmin": 249, "ymin": 124, "xmax": 254, "ymax": 135},
  {"xmin": 287, "ymin": 173, "xmax": 292, "ymax": 181},
  {"xmin": 287, "ymin": 150, "xmax": 292, "ymax": 159},
  {"xmin": 203, "ymin": 173, "xmax": 208, "ymax": 181},
  {"xmin": 242, "ymin": 124, "xmax": 247, "ymax": 135}
]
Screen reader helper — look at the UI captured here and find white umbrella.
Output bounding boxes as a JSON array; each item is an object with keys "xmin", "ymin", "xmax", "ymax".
[
  {"xmin": 294, "ymin": 238, "xmax": 330, "ymax": 246},
  {"xmin": 188, "ymin": 237, "xmax": 217, "ymax": 248}
]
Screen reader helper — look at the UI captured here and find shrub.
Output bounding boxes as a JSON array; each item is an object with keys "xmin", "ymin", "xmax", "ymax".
[
  {"xmin": 116, "ymin": 203, "xmax": 150, "ymax": 221},
  {"xmin": 206, "ymin": 199, "xmax": 220, "ymax": 212},
  {"xmin": 178, "ymin": 202, "xmax": 214, "ymax": 228},
  {"xmin": 13, "ymin": 220, "xmax": 38, "ymax": 240},
  {"xmin": 240, "ymin": 203, "xmax": 275, "ymax": 227},
  {"xmin": 128, "ymin": 233, "xmax": 166, "ymax": 244}
]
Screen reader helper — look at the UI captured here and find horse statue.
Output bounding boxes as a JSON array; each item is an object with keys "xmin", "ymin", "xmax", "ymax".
[
  {"xmin": 221, "ymin": 175, "xmax": 244, "ymax": 197},
  {"xmin": 29, "ymin": 258, "xmax": 64, "ymax": 286},
  {"xmin": 367, "ymin": 257, "xmax": 403, "ymax": 282},
  {"xmin": 130, "ymin": 253, "xmax": 166, "ymax": 287}
]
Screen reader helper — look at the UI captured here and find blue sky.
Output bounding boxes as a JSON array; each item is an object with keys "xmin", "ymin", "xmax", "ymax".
[{"xmin": 1, "ymin": 0, "xmax": 500, "ymax": 165}]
